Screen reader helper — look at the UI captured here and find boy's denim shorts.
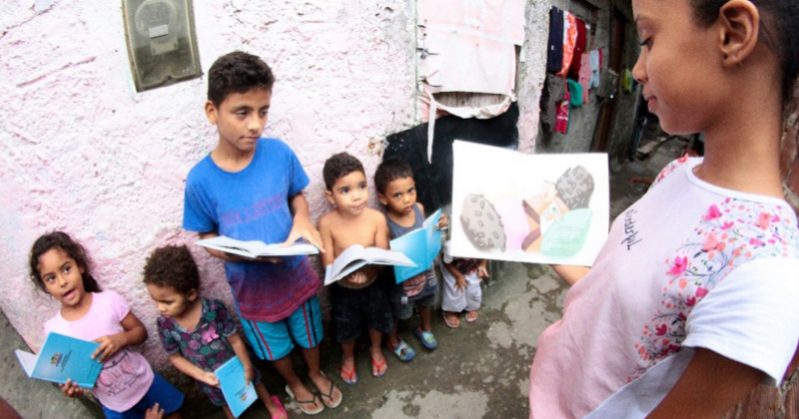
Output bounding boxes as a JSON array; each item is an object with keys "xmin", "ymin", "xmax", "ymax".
[
  {"xmin": 239, "ymin": 296, "xmax": 323, "ymax": 361},
  {"xmin": 392, "ymin": 292, "xmax": 436, "ymax": 320}
]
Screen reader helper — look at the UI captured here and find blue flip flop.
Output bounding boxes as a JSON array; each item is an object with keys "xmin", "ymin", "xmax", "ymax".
[
  {"xmin": 414, "ymin": 328, "xmax": 438, "ymax": 350},
  {"xmin": 389, "ymin": 338, "xmax": 416, "ymax": 362}
]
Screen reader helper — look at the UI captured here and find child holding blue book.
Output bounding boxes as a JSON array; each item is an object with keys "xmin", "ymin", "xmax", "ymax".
[
  {"xmin": 29, "ymin": 231, "xmax": 184, "ymax": 418},
  {"xmin": 143, "ymin": 245, "xmax": 287, "ymax": 419},
  {"xmin": 374, "ymin": 158, "xmax": 448, "ymax": 361}
]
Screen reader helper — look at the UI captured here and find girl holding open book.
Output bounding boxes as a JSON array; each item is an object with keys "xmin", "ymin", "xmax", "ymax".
[
  {"xmin": 143, "ymin": 245, "xmax": 287, "ymax": 419},
  {"xmin": 29, "ymin": 231, "xmax": 184, "ymax": 418}
]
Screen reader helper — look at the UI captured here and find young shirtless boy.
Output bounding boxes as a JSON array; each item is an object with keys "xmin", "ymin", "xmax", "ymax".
[{"xmin": 318, "ymin": 152, "xmax": 394, "ymax": 384}]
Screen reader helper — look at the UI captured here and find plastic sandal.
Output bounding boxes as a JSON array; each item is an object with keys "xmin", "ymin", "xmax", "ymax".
[
  {"xmin": 465, "ymin": 311, "xmax": 479, "ymax": 323},
  {"xmin": 414, "ymin": 328, "xmax": 439, "ymax": 350},
  {"xmin": 316, "ymin": 372, "xmax": 343, "ymax": 408},
  {"xmin": 371, "ymin": 356, "xmax": 388, "ymax": 377},
  {"xmin": 268, "ymin": 395, "xmax": 289, "ymax": 419},
  {"xmin": 388, "ymin": 338, "xmax": 416, "ymax": 362},
  {"xmin": 284, "ymin": 385, "xmax": 324, "ymax": 415},
  {"xmin": 339, "ymin": 363, "xmax": 358, "ymax": 385},
  {"xmin": 442, "ymin": 311, "xmax": 461, "ymax": 328}
]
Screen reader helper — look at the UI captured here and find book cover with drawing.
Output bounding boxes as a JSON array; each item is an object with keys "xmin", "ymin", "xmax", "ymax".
[
  {"xmin": 15, "ymin": 332, "xmax": 102, "ymax": 388},
  {"xmin": 215, "ymin": 356, "xmax": 257, "ymax": 418},
  {"xmin": 390, "ymin": 209, "xmax": 444, "ymax": 283},
  {"xmin": 451, "ymin": 141, "xmax": 609, "ymax": 266},
  {"xmin": 196, "ymin": 235, "xmax": 319, "ymax": 259},
  {"xmin": 324, "ymin": 244, "xmax": 416, "ymax": 286}
]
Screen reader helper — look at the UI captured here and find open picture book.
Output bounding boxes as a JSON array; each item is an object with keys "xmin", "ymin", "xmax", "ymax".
[
  {"xmin": 196, "ymin": 235, "xmax": 319, "ymax": 259},
  {"xmin": 15, "ymin": 332, "xmax": 103, "ymax": 388},
  {"xmin": 215, "ymin": 356, "xmax": 257, "ymax": 418},
  {"xmin": 324, "ymin": 245, "xmax": 415, "ymax": 286},
  {"xmin": 389, "ymin": 209, "xmax": 444, "ymax": 283}
]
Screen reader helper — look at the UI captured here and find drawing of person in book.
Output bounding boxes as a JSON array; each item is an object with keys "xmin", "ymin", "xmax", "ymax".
[{"xmin": 521, "ymin": 166, "xmax": 595, "ymax": 257}]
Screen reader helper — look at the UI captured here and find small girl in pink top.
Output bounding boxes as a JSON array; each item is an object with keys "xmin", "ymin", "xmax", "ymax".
[{"xmin": 29, "ymin": 231, "xmax": 184, "ymax": 419}]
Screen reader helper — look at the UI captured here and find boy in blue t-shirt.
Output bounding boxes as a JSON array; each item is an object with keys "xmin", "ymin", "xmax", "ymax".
[{"xmin": 183, "ymin": 51, "xmax": 341, "ymax": 415}]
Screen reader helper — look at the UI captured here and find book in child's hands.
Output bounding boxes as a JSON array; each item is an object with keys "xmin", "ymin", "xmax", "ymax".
[
  {"xmin": 196, "ymin": 235, "xmax": 319, "ymax": 259},
  {"xmin": 324, "ymin": 244, "xmax": 416, "ymax": 286},
  {"xmin": 15, "ymin": 332, "xmax": 102, "ymax": 388},
  {"xmin": 390, "ymin": 209, "xmax": 444, "ymax": 283},
  {"xmin": 215, "ymin": 356, "xmax": 257, "ymax": 418}
]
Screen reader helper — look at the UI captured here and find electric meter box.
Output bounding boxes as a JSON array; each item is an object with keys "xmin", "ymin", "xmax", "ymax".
[{"xmin": 122, "ymin": 0, "xmax": 201, "ymax": 91}]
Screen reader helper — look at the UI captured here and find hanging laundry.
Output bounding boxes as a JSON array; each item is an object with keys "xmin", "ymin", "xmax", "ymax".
[
  {"xmin": 621, "ymin": 68, "xmax": 635, "ymax": 93},
  {"xmin": 568, "ymin": 79, "xmax": 583, "ymax": 108},
  {"xmin": 568, "ymin": 18, "xmax": 587, "ymax": 79},
  {"xmin": 554, "ymin": 88, "xmax": 571, "ymax": 134},
  {"xmin": 546, "ymin": 7, "xmax": 565, "ymax": 74},
  {"xmin": 540, "ymin": 75, "xmax": 567, "ymax": 132},
  {"xmin": 589, "ymin": 49, "xmax": 601, "ymax": 89},
  {"xmin": 557, "ymin": 11, "xmax": 578, "ymax": 78},
  {"xmin": 418, "ymin": 0, "xmax": 526, "ymax": 161},
  {"xmin": 578, "ymin": 53, "xmax": 592, "ymax": 104}
]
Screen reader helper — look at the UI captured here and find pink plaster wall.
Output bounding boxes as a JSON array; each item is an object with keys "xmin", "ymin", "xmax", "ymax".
[{"xmin": 0, "ymin": 1, "xmax": 549, "ymax": 368}]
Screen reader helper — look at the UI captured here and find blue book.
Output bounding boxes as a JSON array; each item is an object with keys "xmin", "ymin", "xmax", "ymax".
[
  {"xmin": 390, "ymin": 209, "xmax": 444, "ymax": 283},
  {"xmin": 15, "ymin": 332, "xmax": 102, "ymax": 388},
  {"xmin": 215, "ymin": 356, "xmax": 257, "ymax": 418}
]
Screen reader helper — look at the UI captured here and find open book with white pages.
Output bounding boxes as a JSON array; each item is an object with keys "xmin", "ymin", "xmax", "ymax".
[
  {"xmin": 324, "ymin": 244, "xmax": 416, "ymax": 286},
  {"xmin": 196, "ymin": 235, "xmax": 319, "ymax": 259}
]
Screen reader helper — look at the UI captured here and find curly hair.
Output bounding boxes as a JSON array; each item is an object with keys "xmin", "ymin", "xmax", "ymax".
[
  {"xmin": 29, "ymin": 231, "xmax": 101, "ymax": 293},
  {"xmin": 374, "ymin": 157, "xmax": 414, "ymax": 194},
  {"xmin": 323, "ymin": 152, "xmax": 365, "ymax": 190},
  {"xmin": 142, "ymin": 245, "xmax": 200, "ymax": 295},
  {"xmin": 207, "ymin": 51, "xmax": 275, "ymax": 107}
]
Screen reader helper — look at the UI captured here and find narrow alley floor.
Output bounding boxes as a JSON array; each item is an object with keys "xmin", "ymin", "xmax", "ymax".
[{"xmin": 194, "ymin": 135, "xmax": 689, "ymax": 419}]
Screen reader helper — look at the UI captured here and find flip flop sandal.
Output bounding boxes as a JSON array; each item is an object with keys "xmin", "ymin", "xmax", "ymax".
[
  {"xmin": 339, "ymin": 363, "xmax": 358, "ymax": 385},
  {"xmin": 316, "ymin": 372, "xmax": 343, "ymax": 408},
  {"xmin": 389, "ymin": 338, "xmax": 416, "ymax": 362},
  {"xmin": 442, "ymin": 311, "xmax": 461, "ymax": 328},
  {"xmin": 284, "ymin": 385, "xmax": 324, "ymax": 415},
  {"xmin": 465, "ymin": 311, "xmax": 479, "ymax": 323},
  {"xmin": 269, "ymin": 395, "xmax": 289, "ymax": 419},
  {"xmin": 414, "ymin": 327, "xmax": 439, "ymax": 350},
  {"xmin": 371, "ymin": 356, "xmax": 388, "ymax": 378}
]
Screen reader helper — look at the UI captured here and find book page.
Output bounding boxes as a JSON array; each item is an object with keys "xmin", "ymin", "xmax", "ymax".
[
  {"xmin": 451, "ymin": 141, "xmax": 609, "ymax": 266},
  {"xmin": 196, "ymin": 236, "xmax": 318, "ymax": 258},
  {"xmin": 14, "ymin": 350, "xmax": 36, "ymax": 377}
]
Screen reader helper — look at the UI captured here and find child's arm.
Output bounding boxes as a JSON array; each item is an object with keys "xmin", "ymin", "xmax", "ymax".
[
  {"xmin": 168, "ymin": 353, "xmax": 219, "ymax": 387},
  {"xmin": 318, "ymin": 216, "xmax": 336, "ymax": 267},
  {"xmin": 551, "ymin": 264, "xmax": 590, "ymax": 286},
  {"xmin": 284, "ymin": 193, "xmax": 325, "ymax": 251},
  {"xmin": 444, "ymin": 262, "xmax": 467, "ymax": 291},
  {"xmin": 648, "ymin": 348, "xmax": 764, "ymax": 418},
  {"xmin": 93, "ymin": 312, "xmax": 147, "ymax": 362},
  {"xmin": 477, "ymin": 259, "xmax": 489, "ymax": 279},
  {"xmin": 228, "ymin": 333, "xmax": 256, "ymax": 383}
]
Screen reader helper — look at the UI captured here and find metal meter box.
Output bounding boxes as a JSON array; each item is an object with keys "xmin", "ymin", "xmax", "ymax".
[{"xmin": 122, "ymin": 0, "xmax": 201, "ymax": 91}]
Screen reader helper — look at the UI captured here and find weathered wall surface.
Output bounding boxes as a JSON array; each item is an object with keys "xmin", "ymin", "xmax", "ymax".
[
  {"xmin": 0, "ymin": 0, "xmax": 417, "ymax": 364},
  {"xmin": 0, "ymin": 0, "xmax": 549, "ymax": 374}
]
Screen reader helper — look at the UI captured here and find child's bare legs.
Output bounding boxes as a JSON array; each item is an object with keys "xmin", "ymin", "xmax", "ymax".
[
  {"xmin": 418, "ymin": 304, "xmax": 432, "ymax": 332},
  {"xmin": 369, "ymin": 328, "xmax": 387, "ymax": 376},
  {"xmin": 340, "ymin": 340, "xmax": 357, "ymax": 383},
  {"xmin": 273, "ymin": 355, "xmax": 323, "ymax": 411},
  {"xmin": 303, "ymin": 346, "xmax": 342, "ymax": 407},
  {"xmin": 255, "ymin": 382, "xmax": 286, "ymax": 419},
  {"xmin": 387, "ymin": 320, "xmax": 401, "ymax": 348}
]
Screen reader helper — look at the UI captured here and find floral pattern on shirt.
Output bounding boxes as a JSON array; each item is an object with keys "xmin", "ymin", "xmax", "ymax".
[
  {"xmin": 630, "ymin": 197, "xmax": 798, "ymax": 381},
  {"xmin": 157, "ymin": 298, "xmax": 239, "ymax": 405}
]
